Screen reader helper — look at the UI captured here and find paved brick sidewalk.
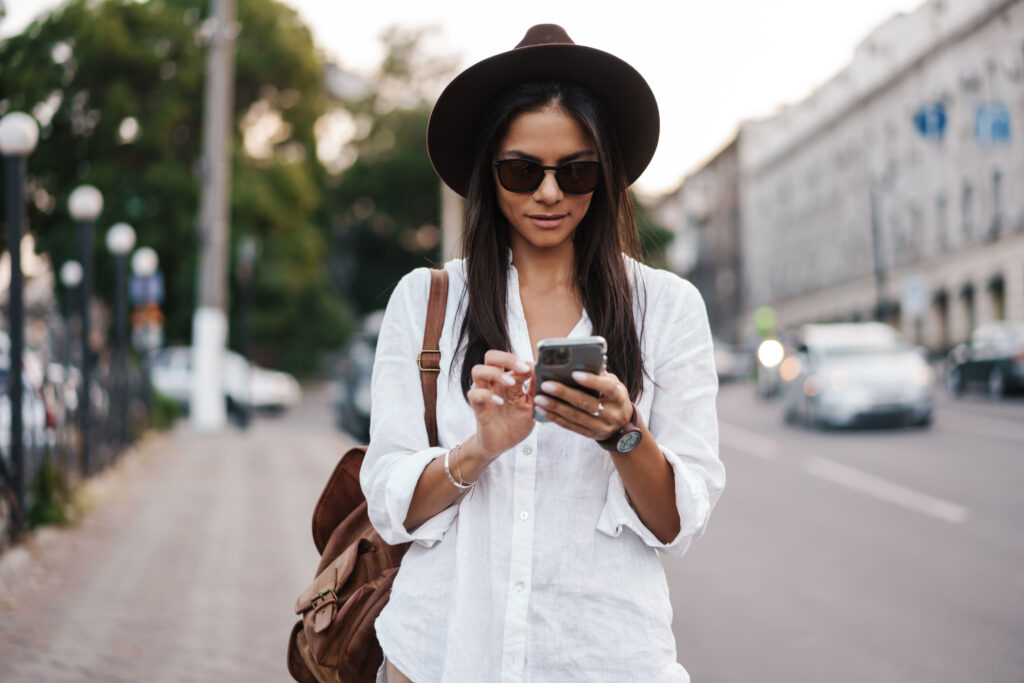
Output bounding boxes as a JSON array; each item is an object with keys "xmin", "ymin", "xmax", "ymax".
[{"xmin": 0, "ymin": 387, "xmax": 352, "ymax": 682}]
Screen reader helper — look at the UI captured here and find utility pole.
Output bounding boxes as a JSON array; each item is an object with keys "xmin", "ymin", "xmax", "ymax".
[{"xmin": 191, "ymin": 0, "xmax": 237, "ymax": 431}]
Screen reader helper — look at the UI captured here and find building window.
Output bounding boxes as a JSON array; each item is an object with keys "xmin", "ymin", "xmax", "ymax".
[
  {"xmin": 990, "ymin": 168, "xmax": 1003, "ymax": 240},
  {"xmin": 910, "ymin": 204, "xmax": 923, "ymax": 257},
  {"xmin": 988, "ymin": 276, "xmax": 1006, "ymax": 320},
  {"xmin": 936, "ymin": 193, "xmax": 949, "ymax": 251},
  {"xmin": 961, "ymin": 181, "xmax": 974, "ymax": 240}
]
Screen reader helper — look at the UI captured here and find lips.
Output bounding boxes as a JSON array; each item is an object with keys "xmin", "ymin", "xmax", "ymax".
[{"xmin": 528, "ymin": 213, "xmax": 567, "ymax": 229}]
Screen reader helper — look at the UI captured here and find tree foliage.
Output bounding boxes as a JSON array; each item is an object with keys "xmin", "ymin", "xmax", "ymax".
[
  {"xmin": 0, "ymin": 0, "xmax": 351, "ymax": 375},
  {"xmin": 324, "ymin": 26, "xmax": 458, "ymax": 317}
]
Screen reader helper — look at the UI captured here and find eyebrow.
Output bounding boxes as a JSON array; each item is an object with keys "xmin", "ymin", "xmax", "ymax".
[{"xmin": 497, "ymin": 149, "xmax": 597, "ymax": 163}]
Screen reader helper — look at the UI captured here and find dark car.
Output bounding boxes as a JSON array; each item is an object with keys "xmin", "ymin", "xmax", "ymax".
[
  {"xmin": 945, "ymin": 321, "xmax": 1024, "ymax": 399},
  {"xmin": 329, "ymin": 312, "xmax": 384, "ymax": 442}
]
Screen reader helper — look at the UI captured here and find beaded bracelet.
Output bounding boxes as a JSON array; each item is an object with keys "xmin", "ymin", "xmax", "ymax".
[{"xmin": 444, "ymin": 446, "xmax": 474, "ymax": 490}]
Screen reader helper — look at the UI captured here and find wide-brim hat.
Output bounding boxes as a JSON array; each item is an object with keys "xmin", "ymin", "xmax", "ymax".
[{"xmin": 427, "ymin": 24, "xmax": 660, "ymax": 197}]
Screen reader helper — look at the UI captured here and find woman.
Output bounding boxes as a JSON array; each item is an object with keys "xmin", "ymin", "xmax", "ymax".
[{"xmin": 361, "ymin": 24, "xmax": 724, "ymax": 682}]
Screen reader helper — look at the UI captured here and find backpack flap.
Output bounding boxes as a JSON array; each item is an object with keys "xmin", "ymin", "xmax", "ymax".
[
  {"xmin": 295, "ymin": 540, "xmax": 360, "ymax": 632},
  {"xmin": 312, "ymin": 446, "xmax": 368, "ymax": 554}
]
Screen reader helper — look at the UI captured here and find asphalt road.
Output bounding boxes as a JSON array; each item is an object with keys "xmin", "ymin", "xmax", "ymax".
[
  {"xmin": 1, "ymin": 380, "xmax": 1020, "ymax": 682},
  {"xmin": 667, "ymin": 381, "xmax": 1024, "ymax": 683}
]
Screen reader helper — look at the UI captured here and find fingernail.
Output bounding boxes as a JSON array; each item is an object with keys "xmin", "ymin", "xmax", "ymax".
[
  {"xmin": 571, "ymin": 371, "xmax": 588, "ymax": 382},
  {"xmin": 491, "ymin": 394, "xmax": 505, "ymax": 406},
  {"xmin": 515, "ymin": 361, "xmax": 530, "ymax": 373},
  {"xmin": 501, "ymin": 373, "xmax": 516, "ymax": 386},
  {"xmin": 533, "ymin": 395, "xmax": 549, "ymax": 407},
  {"xmin": 534, "ymin": 406, "xmax": 547, "ymax": 417},
  {"xmin": 540, "ymin": 381, "xmax": 557, "ymax": 394}
]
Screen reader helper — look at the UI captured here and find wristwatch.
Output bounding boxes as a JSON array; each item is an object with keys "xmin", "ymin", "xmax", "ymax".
[{"xmin": 596, "ymin": 403, "xmax": 645, "ymax": 454}]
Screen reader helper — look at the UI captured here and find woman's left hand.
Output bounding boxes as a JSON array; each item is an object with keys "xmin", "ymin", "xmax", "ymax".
[{"xmin": 533, "ymin": 370, "xmax": 632, "ymax": 441}]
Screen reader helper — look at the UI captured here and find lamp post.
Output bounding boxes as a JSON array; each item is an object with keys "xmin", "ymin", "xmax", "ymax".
[
  {"xmin": 106, "ymin": 222, "xmax": 136, "ymax": 447},
  {"xmin": 58, "ymin": 260, "xmax": 83, "ymax": 472},
  {"xmin": 235, "ymin": 236, "xmax": 258, "ymax": 429},
  {"xmin": 0, "ymin": 111, "xmax": 40, "ymax": 537},
  {"xmin": 68, "ymin": 184, "xmax": 103, "ymax": 474}
]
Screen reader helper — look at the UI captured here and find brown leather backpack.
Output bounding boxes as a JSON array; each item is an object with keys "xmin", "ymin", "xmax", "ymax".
[{"xmin": 288, "ymin": 269, "xmax": 448, "ymax": 683}]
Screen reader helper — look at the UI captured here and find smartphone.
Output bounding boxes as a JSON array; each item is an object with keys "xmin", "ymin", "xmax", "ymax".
[{"xmin": 534, "ymin": 336, "xmax": 607, "ymax": 420}]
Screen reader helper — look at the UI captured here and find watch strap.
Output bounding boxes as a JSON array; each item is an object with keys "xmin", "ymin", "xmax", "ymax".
[{"xmin": 596, "ymin": 402, "xmax": 645, "ymax": 453}]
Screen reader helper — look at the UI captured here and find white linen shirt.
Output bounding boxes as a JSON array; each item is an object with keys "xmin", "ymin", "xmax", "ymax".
[{"xmin": 361, "ymin": 257, "xmax": 724, "ymax": 683}]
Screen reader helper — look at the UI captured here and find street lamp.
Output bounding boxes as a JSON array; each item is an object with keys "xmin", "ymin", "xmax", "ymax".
[
  {"xmin": 131, "ymin": 246, "xmax": 158, "ymax": 277},
  {"xmin": 68, "ymin": 184, "xmax": 103, "ymax": 474},
  {"xmin": 0, "ymin": 111, "xmax": 40, "ymax": 537},
  {"xmin": 58, "ymin": 261, "xmax": 83, "ymax": 364},
  {"xmin": 58, "ymin": 260, "xmax": 83, "ymax": 472},
  {"xmin": 106, "ymin": 222, "xmax": 136, "ymax": 447}
]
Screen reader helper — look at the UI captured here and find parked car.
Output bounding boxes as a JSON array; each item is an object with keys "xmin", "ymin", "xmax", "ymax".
[
  {"xmin": 330, "ymin": 311, "xmax": 384, "ymax": 442},
  {"xmin": 781, "ymin": 322, "xmax": 933, "ymax": 428},
  {"xmin": 714, "ymin": 338, "xmax": 754, "ymax": 383},
  {"xmin": 944, "ymin": 321, "xmax": 1024, "ymax": 399},
  {"xmin": 149, "ymin": 346, "xmax": 301, "ymax": 415}
]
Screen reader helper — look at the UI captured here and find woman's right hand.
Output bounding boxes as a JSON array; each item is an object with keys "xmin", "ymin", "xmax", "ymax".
[{"xmin": 466, "ymin": 350, "xmax": 536, "ymax": 460}]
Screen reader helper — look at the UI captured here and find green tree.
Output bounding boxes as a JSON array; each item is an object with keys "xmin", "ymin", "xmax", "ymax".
[
  {"xmin": 0, "ymin": 0, "xmax": 351, "ymax": 375},
  {"xmin": 323, "ymin": 26, "xmax": 457, "ymax": 317}
]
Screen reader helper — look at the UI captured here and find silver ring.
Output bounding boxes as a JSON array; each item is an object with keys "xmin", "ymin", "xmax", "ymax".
[{"xmin": 593, "ymin": 402, "xmax": 605, "ymax": 417}]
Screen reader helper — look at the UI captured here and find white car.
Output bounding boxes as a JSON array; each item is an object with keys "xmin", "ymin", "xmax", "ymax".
[
  {"xmin": 150, "ymin": 346, "xmax": 301, "ymax": 414},
  {"xmin": 781, "ymin": 322, "xmax": 933, "ymax": 428}
]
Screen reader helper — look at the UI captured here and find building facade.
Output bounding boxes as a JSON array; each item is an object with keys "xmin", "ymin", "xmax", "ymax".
[
  {"xmin": 650, "ymin": 135, "xmax": 744, "ymax": 344},
  {"xmin": 737, "ymin": 0, "xmax": 1024, "ymax": 350}
]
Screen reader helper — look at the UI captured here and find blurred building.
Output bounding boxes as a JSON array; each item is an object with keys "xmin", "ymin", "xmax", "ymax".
[
  {"xmin": 742, "ymin": 0, "xmax": 1023, "ymax": 350},
  {"xmin": 651, "ymin": 136, "xmax": 744, "ymax": 344},
  {"xmin": 660, "ymin": 0, "xmax": 1024, "ymax": 353}
]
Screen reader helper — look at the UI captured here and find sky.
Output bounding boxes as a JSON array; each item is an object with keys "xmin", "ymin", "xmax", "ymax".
[{"xmin": 3, "ymin": 0, "xmax": 925, "ymax": 194}]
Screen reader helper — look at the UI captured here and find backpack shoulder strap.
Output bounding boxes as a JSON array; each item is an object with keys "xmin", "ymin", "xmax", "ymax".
[{"xmin": 419, "ymin": 268, "xmax": 449, "ymax": 448}]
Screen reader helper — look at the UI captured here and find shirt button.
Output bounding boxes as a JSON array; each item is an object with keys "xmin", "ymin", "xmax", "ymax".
[
  {"xmin": 520, "ymin": 511, "xmax": 529, "ymax": 520},
  {"xmin": 515, "ymin": 581, "xmax": 525, "ymax": 591},
  {"xmin": 522, "ymin": 445, "xmax": 533, "ymax": 454}
]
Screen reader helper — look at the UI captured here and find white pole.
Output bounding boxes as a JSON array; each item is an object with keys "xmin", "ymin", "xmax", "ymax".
[{"xmin": 191, "ymin": 0, "xmax": 237, "ymax": 431}]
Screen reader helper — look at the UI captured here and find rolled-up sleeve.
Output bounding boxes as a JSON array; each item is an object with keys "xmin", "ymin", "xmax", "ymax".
[
  {"xmin": 596, "ymin": 273, "xmax": 724, "ymax": 557},
  {"xmin": 360, "ymin": 268, "xmax": 459, "ymax": 547}
]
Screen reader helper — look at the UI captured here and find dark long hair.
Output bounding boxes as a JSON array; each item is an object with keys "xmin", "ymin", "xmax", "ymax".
[{"xmin": 456, "ymin": 81, "xmax": 646, "ymax": 401}]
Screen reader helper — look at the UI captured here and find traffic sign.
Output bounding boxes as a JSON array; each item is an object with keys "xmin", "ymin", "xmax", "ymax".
[
  {"xmin": 975, "ymin": 101, "xmax": 1011, "ymax": 144},
  {"xmin": 901, "ymin": 275, "xmax": 928, "ymax": 319},
  {"xmin": 130, "ymin": 271, "xmax": 164, "ymax": 305},
  {"xmin": 913, "ymin": 102, "xmax": 947, "ymax": 140}
]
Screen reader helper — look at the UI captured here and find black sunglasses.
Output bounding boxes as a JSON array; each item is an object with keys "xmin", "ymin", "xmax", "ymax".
[{"xmin": 492, "ymin": 158, "xmax": 601, "ymax": 194}]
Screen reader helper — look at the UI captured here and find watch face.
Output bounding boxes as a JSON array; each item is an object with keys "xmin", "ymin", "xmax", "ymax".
[{"xmin": 616, "ymin": 430, "xmax": 642, "ymax": 453}]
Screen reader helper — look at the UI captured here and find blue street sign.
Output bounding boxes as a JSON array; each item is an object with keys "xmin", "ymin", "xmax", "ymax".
[
  {"xmin": 913, "ymin": 102, "xmax": 947, "ymax": 140},
  {"xmin": 130, "ymin": 271, "xmax": 164, "ymax": 305},
  {"xmin": 975, "ymin": 101, "xmax": 1011, "ymax": 144}
]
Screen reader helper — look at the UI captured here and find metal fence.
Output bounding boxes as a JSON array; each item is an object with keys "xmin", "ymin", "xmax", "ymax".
[{"xmin": 0, "ymin": 313, "xmax": 151, "ymax": 546}]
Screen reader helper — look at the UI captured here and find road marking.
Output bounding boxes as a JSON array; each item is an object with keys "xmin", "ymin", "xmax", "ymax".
[
  {"xmin": 804, "ymin": 456, "xmax": 969, "ymax": 524},
  {"xmin": 936, "ymin": 410, "xmax": 1024, "ymax": 444},
  {"xmin": 719, "ymin": 421, "xmax": 779, "ymax": 460}
]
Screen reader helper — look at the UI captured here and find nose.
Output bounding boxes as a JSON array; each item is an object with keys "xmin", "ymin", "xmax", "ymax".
[{"xmin": 532, "ymin": 169, "xmax": 563, "ymax": 203}]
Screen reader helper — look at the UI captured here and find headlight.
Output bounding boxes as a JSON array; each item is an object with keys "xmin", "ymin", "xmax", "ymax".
[
  {"xmin": 913, "ymin": 364, "xmax": 934, "ymax": 387},
  {"xmin": 779, "ymin": 356, "xmax": 801, "ymax": 382},
  {"xmin": 758, "ymin": 339, "xmax": 785, "ymax": 368}
]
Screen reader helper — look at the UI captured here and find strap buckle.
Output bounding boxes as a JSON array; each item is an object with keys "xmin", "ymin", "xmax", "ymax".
[
  {"xmin": 310, "ymin": 588, "xmax": 339, "ymax": 609},
  {"xmin": 418, "ymin": 349, "xmax": 441, "ymax": 372}
]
